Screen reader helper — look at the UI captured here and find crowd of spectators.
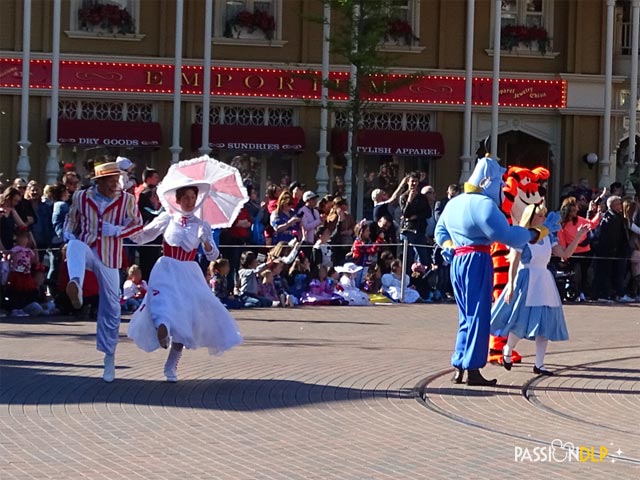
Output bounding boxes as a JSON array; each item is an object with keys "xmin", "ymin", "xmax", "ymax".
[{"xmin": 2, "ymin": 161, "xmax": 639, "ymax": 317}]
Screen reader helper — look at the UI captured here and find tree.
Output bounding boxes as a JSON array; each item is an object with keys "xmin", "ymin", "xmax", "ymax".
[{"xmin": 321, "ymin": 0, "xmax": 417, "ymax": 214}]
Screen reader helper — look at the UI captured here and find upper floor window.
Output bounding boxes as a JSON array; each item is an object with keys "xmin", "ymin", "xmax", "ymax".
[
  {"xmin": 384, "ymin": 0, "xmax": 420, "ymax": 48},
  {"xmin": 194, "ymin": 105, "xmax": 296, "ymax": 127},
  {"xmin": 333, "ymin": 110, "xmax": 431, "ymax": 132},
  {"xmin": 214, "ymin": 0, "xmax": 283, "ymax": 45},
  {"xmin": 68, "ymin": 0, "xmax": 143, "ymax": 40},
  {"xmin": 58, "ymin": 100, "xmax": 155, "ymax": 122},
  {"xmin": 494, "ymin": 0, "xmax": 554, "ymax": 55}
]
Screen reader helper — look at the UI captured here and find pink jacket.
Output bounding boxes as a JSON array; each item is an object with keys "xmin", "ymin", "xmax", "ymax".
[{"xmin": 558, "ymin": 214, "xmax": 601, "ymax": 254}]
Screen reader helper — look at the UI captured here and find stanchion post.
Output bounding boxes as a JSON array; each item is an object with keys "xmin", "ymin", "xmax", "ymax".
[{"xmin": 400, "ymin": 238, "xmax": 409, "ymax": 303}]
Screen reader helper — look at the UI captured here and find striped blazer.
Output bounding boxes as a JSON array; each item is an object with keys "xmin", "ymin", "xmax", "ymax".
[{"xmin": 65, "ymin": 187, "xmax": 143, "ymax": 269}]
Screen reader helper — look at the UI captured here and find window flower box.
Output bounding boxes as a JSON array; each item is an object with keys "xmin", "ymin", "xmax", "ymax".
[
  {"xmin": 77, "ymin": 2, "xmax": 136, "ymax": 35},
  {"xmin": 224, "ymin": 9, "xmax": 276, "ymax": 41},
  {"xmin": 385, "ymin": 19, "xmax": 419, "ymax": 46},
  {"xmin": 500, "ymin": 24, "xmax": 551, "ymax": 54}
]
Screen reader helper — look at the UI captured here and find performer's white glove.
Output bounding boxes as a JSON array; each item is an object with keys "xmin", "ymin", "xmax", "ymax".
[
  {"xmin": 198, "ymin": 224, "xmax": 211, "ymax": 243},
  {"xmin": 102, "ymin": 222, "xmax": 122, "ymax": 237},
  {"xmin": 63, "ymin": 231, "xmax": 76, "ymax": 243}
]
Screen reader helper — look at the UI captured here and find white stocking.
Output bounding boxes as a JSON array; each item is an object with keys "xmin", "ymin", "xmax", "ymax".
[
  {"xmin": 535, "ymin": 336, "xmax": 549, "ymax": 368},
  {"xmin": 503, "ymin": 332, "xmax": 521, "ymax": 357}
]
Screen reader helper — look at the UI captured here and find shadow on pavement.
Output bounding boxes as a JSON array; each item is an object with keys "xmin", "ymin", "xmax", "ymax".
[{"xmin": 0, "ymin": 358, "xmax": 414, "ymax": 411}]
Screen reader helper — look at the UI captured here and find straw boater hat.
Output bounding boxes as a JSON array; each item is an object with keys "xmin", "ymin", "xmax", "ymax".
[{"xmin": 92, "ymin": 162, "xmax": 121, "ymax": 179}]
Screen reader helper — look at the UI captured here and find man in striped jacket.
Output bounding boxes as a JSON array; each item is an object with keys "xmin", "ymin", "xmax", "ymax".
[{"xmin": 64, "ymin": 162, "xmax": 143, "ymax": 382}]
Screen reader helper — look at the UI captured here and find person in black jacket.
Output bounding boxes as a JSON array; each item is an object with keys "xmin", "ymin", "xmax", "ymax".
[
  {"xmin": 398, "ymin": 172, "xmax": 431, "ymax": 268},
  {"xmin": 592, "ymin": 195, "xmax": 631, "ymax": 302},
  {"xmin": 433, "ymin": 184, "xmax": 461, "ymax": 224}
]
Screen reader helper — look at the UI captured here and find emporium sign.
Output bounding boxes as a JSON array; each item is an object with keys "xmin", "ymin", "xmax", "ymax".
[{"xmin": 0, "ymin": 58, "xmax": 566, "ymax": 108}]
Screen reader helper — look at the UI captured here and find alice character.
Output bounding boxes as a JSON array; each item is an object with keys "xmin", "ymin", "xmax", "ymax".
[{"xmin": 491, "ymin": 203, "xmax": 589, "ymax": 375}]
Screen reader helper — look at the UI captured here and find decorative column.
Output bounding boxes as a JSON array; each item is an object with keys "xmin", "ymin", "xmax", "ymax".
[
  {"xmin": 460, "ymin": 0, "xmax": 476, "ymax": 183},
  {"xmin": 600, "ymin": 0, "xmax": 615, "ymax": 189},
  {"xmin": 16, "ymin": 0, "xmax": 32, "ymax": 179},
  {"xmin": 315, "ymin": 0, "xmax": 331, "ymax": 197},
  {"xmin": 490, "ymin": 0, "xmax": 502, "ymax": 158},
  {"xmin": 46, "ymin": 0, "xmax": 61, "ymax": 185},
  {"xmin": 345, "ymin": 2, "xmax": 360, "ymax": 210},
  {"xmin": 626, "ymin": 0, "xmax": 640, "ymax": 195},
  {"xmin": 199, "ymin": 0, "xmax": 213, "ymax": 155},
  {"xmin": 170, "ymin": 0, "xmax": 184, "ymax": 164}
]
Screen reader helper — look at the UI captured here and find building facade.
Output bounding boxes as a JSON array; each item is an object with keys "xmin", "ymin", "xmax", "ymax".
[{"xmin": 0, "ymin": 0, "xmax": 638, "ymax": 212}]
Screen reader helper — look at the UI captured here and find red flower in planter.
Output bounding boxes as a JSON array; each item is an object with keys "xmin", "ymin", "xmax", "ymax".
[
  {"xmin": 500, "ymin": 24, "xmax": 550, "ymax": 54},
  {"xmin": 386, "ymin": 19, "xmax": 419, "ymax": 45},
  {"xmin": 230, "ymin": 9, "xmax": 276, "ymax": 40}
]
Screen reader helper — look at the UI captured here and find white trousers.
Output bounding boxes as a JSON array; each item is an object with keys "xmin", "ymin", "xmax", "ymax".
[{"xmin": 67, "ymin": 240, "xmax": 121, "ymax": 355}]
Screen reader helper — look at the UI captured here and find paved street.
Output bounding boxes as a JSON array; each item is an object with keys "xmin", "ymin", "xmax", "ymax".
[{"xmin": 1, "ymin": 303, "xmax": 639, "ymax": 479}]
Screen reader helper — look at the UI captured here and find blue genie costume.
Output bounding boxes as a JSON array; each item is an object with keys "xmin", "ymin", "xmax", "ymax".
[{"xmin": 434, "ymin": 156, "xmax": 559, "ymax": 386}]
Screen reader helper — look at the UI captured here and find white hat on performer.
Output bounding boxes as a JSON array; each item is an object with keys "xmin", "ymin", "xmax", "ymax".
[
  {"xmin": 116, "ymin": 156, "xmax": 134, "ymax": 171},
  {"xmin": 335, "ymin": 262, "xmax": 363, "ymax": 274}
]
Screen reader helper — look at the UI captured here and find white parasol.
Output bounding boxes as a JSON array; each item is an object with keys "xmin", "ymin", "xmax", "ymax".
[{"xmin": 157, "ymin": 155, "xmax": 248, "ymax": 229}]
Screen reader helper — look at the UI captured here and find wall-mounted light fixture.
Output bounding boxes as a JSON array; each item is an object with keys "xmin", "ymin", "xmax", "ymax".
[{"xmin": 583, "ymin": 152, "xmax": 598, "ymax": 169}]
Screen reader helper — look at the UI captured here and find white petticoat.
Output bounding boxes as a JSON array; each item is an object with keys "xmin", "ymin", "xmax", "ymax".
[{"xmin": 127, "ymin": 256, "xmax": 243, "ymax": 354}]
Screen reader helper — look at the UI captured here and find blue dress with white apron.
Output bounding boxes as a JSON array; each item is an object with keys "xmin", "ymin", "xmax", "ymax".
[{"xmin": 490, "ymin": 235, "xmax": 569, "ymax": 341}]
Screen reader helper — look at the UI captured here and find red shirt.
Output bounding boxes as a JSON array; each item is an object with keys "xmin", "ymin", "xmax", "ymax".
[{"xmin": 228, "ymin": 207, "xmax": 252, "ymax": 240}]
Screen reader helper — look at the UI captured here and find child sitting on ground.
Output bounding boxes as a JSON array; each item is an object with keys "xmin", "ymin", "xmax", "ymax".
[
  {"xmin": 121, "ymin": 264, "xmax": 148, "ymax": 313},
  {"xmin": 210, "ymin": 258, "xmax": 243, "ymax": 309},
  {"xmin": 21, "ymin": 264, "xmax": 58, "ymax": 316},
  {"xmin": 335, "ymin": 262, "xmax": 370, "ymax": 306},
  {"xmin": 236, "ymin": 251, "xmax": 275, "ymax": 308},
  {"xmin": 258, "ymin": 269, "xmax": 283, "ymax": 307},
  {"xmin": 300, "ymin": 264, "xmax": 347, "ymax": 306},
  {"xmin": 381, "ymin": 259, "xmax": 421, "ymax": 303}
]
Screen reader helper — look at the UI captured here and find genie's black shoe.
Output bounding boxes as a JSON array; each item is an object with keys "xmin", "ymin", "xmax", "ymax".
[
  {"xmin": 466, "ymin": 369, "xmax": 498, "ymax": 386},
  {"xmin": 533, "ymin": 365, "xmax": 554, "ymax": 376},
  {"xmin": 451, "ymin": 367, "xmax": 464, "ymax": 384}
]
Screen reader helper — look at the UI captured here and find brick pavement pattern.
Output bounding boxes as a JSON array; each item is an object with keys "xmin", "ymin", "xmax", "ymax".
[{"xmin": 1, "ymin": 304, "xmax": 639, "ymax": 479}]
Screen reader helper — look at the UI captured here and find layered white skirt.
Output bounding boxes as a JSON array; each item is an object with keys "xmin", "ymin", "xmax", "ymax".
[{"xmin": 127, "ymin": 256, "xmax": 243, "ymax": 354}]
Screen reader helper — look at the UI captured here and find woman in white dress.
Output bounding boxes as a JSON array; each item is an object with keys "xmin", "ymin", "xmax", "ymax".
[
  {"xmin": 490, "ymin": 203, "xmax": 589, "ymax": 375},
  {"xmin": 335, "ymin": 262, "xmax": 371, "ymax": 306},
  {"xmin": 381, "ymin": 259, "xmax": 421, "ymax": 303},
  {"xmin": 128, "ymin": 183, "xmax": 243, "ymax": 382}
]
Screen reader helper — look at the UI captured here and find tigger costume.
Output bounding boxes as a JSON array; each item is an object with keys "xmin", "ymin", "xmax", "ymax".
[{"xmin": 488, "ymin": 166, "xmax": 550, "ymax": 364}]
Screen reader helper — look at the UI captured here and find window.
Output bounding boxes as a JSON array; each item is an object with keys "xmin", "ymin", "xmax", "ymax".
[
  {"xmin": 333, "ymin": 110, "xmax": 431, "ymax": 132},
  {"xmin": 492, "ymin": 0, "xmax": 554, "ymax": 55},
  {"xmin": 67, "ymin": 0, "xmax": 142, "ymax": 39},
  {"xmin": 384, "ymin": 0, "xmax": 420, "ymax": 48},
  {"xmin": 194, "ymin": 105, "xmax": 295, "ymax": 127},
  {"xmin": 58, "ymin": 100, "xmax": 155, "ymax": 122},
  {"xmin": 214, "ymin": 0, "xmax": 283, "ymax": 45}
]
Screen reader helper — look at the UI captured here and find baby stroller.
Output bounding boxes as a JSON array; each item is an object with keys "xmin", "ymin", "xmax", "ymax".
[{"xmin": 549, "ymin": 258, "xmax": 579, "ymax": 303}]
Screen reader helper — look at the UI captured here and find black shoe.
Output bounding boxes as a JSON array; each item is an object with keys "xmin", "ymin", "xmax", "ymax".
[
  {"xmin": 466, "ymin": 369, "xmax": 498, "ymax": 386},
  {"xmin": 503, "ymin": 356, "xmax": 512, "ymax": 371},
  {"xmin": 502, "ymin": 348, "xmax": 512, "ymax": 371},
  {"xmin": 451, "ymin": 367, "xmax": 464, "ymax": 384},
  {"xmin": 157, "ymin": 323, "xmax": 169, "ymax": 349},
  {"xmin": 533, "ymin": 365, "xmax": 554, "ymax": 376}
]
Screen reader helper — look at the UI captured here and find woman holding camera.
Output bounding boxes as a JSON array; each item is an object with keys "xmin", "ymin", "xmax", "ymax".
[
  {"xmin": 557, "ymin": 195, "xmax": 603, "ymax": 302},
  {"xmin": 270, "ymin": 191, "xmax": 301, "ymax": 244}
]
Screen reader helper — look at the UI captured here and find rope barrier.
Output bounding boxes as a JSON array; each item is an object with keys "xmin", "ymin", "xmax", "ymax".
[{"xmin": 1, "ymin": 242, "xmax": 636, "ymax": 263}]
